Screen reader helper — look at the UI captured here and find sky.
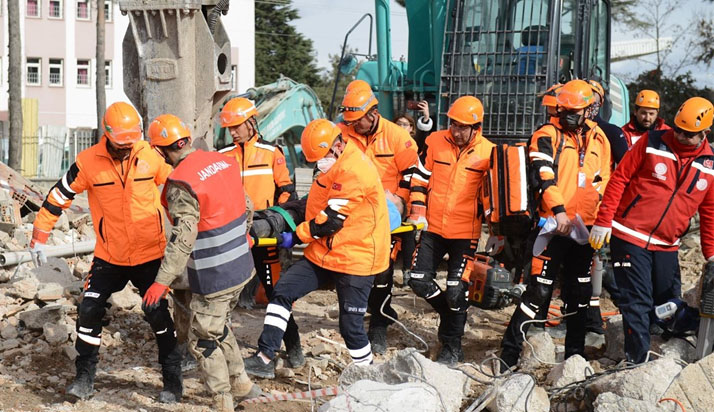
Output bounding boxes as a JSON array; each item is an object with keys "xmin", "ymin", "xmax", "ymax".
[{"xmin": 291, "ymin": 0, "xmax": 713, "ymax": 87}]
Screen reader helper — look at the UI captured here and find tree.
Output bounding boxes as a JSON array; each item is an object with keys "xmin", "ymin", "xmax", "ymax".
[
  {"xmin": 7, "ymin": 0, "xmax": 22, "ymax": 170},
  {"xmin": 312, "ymin": 47, "xmax": 360, "ymax": 115},
  {"xmin": 626, "ymin": 70, "xmax": 714, "ymax": 122},
  {"xmin": 694, "ymin": 1, "xmax": 714, "ymax": 65},
  {"xmin": 96, "ymin": 0, "xmax": 106, "ymax": 141},
  {"xmin": 254, "ymin": 0, "xmax": 320, "ymax": 87}
]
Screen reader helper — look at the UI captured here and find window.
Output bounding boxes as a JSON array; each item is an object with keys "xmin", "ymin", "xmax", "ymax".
[
  {"xmin": 105, "ymin": 61, "xmax": 112, "ymax": 88},
  {"xmin": 49, "ymin": 59, "xmax": 63, "ymax": 86},
  {"xmin": 76, "ymin": 60, "xmax": 90, "ymax": 86},
  {"xmin": 76, "ymin": 0, "xmax": 89, "ymax": 20},
  {"xmin": 49, "ymin": 0, "xmax": 62, "ymax": 18},
  {"xmin": 26, "ymin": 58, "xmax": 41, "ymax": 86},
  {"xmin": 104, "ymin": 0, "xmax": 112, "ymax": 22},
  {"xmin": 231, "ymin": 65, "xmax": 238, "ymax": 90},
  {"xmin": 26, "ymin": 0, "xmax": 40, "ymax": 17}
]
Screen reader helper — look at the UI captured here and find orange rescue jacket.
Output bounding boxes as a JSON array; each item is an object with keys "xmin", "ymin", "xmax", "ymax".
[
  {"xmin": 221, "ymin": 135, "xmax": 296, "ymax": 209},
  {"xmin": 529, "ymin": 118, "xmax": 612, "ymax": 225},
  {"xmin": 34, "ymin": 137, "xmax": 172, "ymax": 265},
  {"xmin": 339, "ymin": 116, "xmax": 418, "ymax": 201},
  {"xmin": 296, "ymin": 142, "xmax": 390, "ymax": 276},
  {"xmin": 410, "ymin": 129, "xmax": 494, "ymax": 239}
]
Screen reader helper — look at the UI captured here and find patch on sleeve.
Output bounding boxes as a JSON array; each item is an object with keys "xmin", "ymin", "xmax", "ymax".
[
  {"xmin": 277, "ymin": 157, "xmax": 285, "ymax": 165},
  {"xmin": 332, "ymin": 183, "xmax": 342, "ymax": 191},
  {"xmin": 405, "ymin": 141, "xmax": 413, "ymax": 148}
]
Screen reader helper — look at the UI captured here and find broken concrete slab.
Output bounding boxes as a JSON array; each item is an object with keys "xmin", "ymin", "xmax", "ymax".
[
  {"xmin": 0, "ymin": 325, "xmax": 18, "ymax": 340},
  {"xmin": 319, "ymin": 380, "xmax": 442, "ymax": 412},
  {"xmin": 593, "ymin": 392, "xmax": 667, "ymax": 412},
  {"xmin": 662, "ymin": 352, "xmax": 714, "ymax": 412},
  {"xmin": 42, "ymin": 322, "xmax": 69, "ymax": 346},
  {"xmin": 311, "ymin": 343, "xmax": 336, "ymax": 356},
  {"xmin": 587, "ymin": 357, "xmax": 682, "ymax": 403},
  {"xmin": 35, "ymin": 282, "xmax": 64, "ymax": 301},
  {"xmin": 654, "ymin": 337, "xmax": 696, "ymax": 363},
  {"xmin": 8, "ymin": 277, "xmax": 39, "ymax": 301},
  {"xmin": 18, "ymin": 305, "xmax": 65, "ymax": 330},
  {"xmin": 338, "ymin": 349, "xmax": 469, "ymax": 412},
  {"xmin": 546, "ymin": 354, "xmax": 593, "ymax": 388},
  {"xmin": 108, "ymin": 284, "xmax": 141, "ymax": 311},
  {"xmin": 31, "ymin": 258, "xmax": 74, "ymax": 288},
  {"xmin": 489, "ymin": 373, "xmax": 550, "ymax": 412},
  {"xmin": 519, "ymin": 331, "xmax": 555, "ymax": 371}
]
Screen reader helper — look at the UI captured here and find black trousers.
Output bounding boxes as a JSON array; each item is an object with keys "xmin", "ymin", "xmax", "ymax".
[
  {"xmin": 501, "ymin": 236, "xmax": 593, "ymax": 360},
  {"xmin": 611, "ymin": 235, "xmax": 680, "ymax": 363},
  {"xmin": 251, "ymin": 246, "xmax": 300, "ymax": 349},
  {"xmin": 257, "ymin": 258, "xmax": 375, "ymax": 364},
  {"xmin": 409, "ymin": 231, "xmax": 475, "ymax": 342},
  {"xmin": 76, "ymin": 257, "xmax": 179, "ymax": 370}
]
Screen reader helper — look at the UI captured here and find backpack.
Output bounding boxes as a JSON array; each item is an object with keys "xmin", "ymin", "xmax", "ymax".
[{"xmin": 482, "ymin": 125, "xmax": 566, "ymax": 238}]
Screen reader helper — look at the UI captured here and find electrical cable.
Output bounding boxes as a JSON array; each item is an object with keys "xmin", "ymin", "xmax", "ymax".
[{"xmin": 378, "ymin": 294, "xmax": 429, "ymax": 353}]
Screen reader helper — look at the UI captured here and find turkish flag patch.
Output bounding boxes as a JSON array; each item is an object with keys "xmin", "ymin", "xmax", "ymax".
[
  {"xmin": 405, "ymin": 141, "xmax": 413, "ymax": 148},
  {"xmin": 277, "ymin": 158, "xmax": 285, "ymax": 165},
  {"xmin": 705, "ymin": 159, "xmax": 713, "ymax": 169},
  {"xmin": 332, "ymin": 183, "xmax": 342, "ymax": 191}
]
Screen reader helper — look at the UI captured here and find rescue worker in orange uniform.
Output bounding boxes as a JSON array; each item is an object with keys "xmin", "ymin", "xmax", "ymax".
[
  {"xmin": 244, "ymin": 119, "xmax": 390, "ymax": 378},
  {"xmin": 217, "ymin": 97, "xmax": 303, "ymax": 367},
  {"xmin": 406, "ymin": 96, "xmax": 495, "ymax": 365},
  {"xmin": 337, "ymin": 83, "xmax": 418, "ymax": 354},
  {"xmin": 499, "ymin": 80, "xmax": 612, "ymax": 370},
  {"xmin": 142, "ymin": 114, "xmax": 260, "ymax": 411},
  {"xmin": 622, "ymin": 89, "xmax": 671, "ymax": 148},
  {"xmin": 30, "ymin": 102, "xmax": 182, "ymax": 402}
]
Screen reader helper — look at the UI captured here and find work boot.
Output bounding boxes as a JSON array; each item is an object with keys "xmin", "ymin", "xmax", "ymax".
[
  {"xmin": 66, "ymin": 361, "xmax": 96, "ymax": 400},
  {"xmin": 213, "ymin": 392, "xmax": 234, "ymax": 412},
  {"xmin": 231, "ymin": 374, "xmax": 263, "ymax": 400},
  {"xmin": 368, "ymin": 326, "xmax": 388, "ymax": 355},
  {"xmin": 286, "ymin": 342, "xmax": 306, "ymax": 368},
  {"xmin": 158, "ymin": 365, "xmax": 183, "ymax": 403},
  {"xmin": 435, "ymin": 338, "xmax": 464, "ymax": 366},
  {"xmin": 244, "ymin": 352, "xmax": 276, "ymax": 379}
]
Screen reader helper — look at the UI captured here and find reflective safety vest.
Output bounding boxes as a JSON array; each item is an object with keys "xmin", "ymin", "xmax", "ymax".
[{"xmin": 162, "ymin": 150, "xmax": 254, "ymax": 295}]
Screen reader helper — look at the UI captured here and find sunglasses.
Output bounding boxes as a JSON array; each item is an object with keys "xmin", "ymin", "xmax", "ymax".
[{"xmin": 673, "ymin": 126, "xmax": 700, "ymax": 139}]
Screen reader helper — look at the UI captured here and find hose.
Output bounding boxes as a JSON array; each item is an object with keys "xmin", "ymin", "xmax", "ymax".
[{"xmin": 207, "ymin": 0, "xmax": 230, "ymax": 34}]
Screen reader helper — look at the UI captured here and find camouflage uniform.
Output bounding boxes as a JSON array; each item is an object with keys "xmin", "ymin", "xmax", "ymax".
[{"xmin": 156, "ymin": 151, "xmax": 256, "ymax": 408}]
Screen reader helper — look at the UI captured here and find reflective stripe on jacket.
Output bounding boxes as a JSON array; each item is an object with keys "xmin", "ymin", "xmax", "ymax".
[
  {"xmin": 221, "ymin": 135, "xmax": 296, "ymax": 208},
  {"xmin": 595, "ymin": 130, "xmax": 714, "ymax": 257},
  {"xmin": 162, "ymin": 150, "xmax": 254, "ymax": 295},
  {"xmin": 339, "ymin": 116, "xmax": 418, "ymax": 200},
  {"xmin": 409, "ymin": 129, "xmax": 494, "ymax": 239},
  {"xmin": 621, "ymin": 117, "xmax": 671, "ymax": 148},
  {"xmin": 33, "ymin": 137, "xmax": 172, "ymax": 265},
  {"xmin": 296, "ymin": 142, "xmax": 390, "ymax": 276},
  {"xmin": 529, "ymin": 118, "xmax": 611, "ymax": 225}
]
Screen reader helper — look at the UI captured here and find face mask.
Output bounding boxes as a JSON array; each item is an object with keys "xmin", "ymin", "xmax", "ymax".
[
  {"xmin": 317, "ymin": 157, "xmax": 337, "ymax": 173},
  {"xmin": 588, "ymin": 102, "xmax": 601, "ymax": 119},
  {"xmin": 560, "ymin": 111, "xmax": 584, "ymax": 131}
]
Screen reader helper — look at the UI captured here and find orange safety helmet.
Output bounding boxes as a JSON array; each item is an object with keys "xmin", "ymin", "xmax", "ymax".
[
  {"xmin": 220, "ymin": 97, "xmax": 257, "ymax": 128},
  {"xmin": 556, "ymin": 79, "xmax": 594, "ymax": 110},
  {"xmin": 635, "ymin": 90, "xmax": 660, "ymax": 109},
  {"xmin": 588, "ymin": 80, "xmax": 605, "ymax": 100},
  {"xmin": 340, "ymin": 89, "xmax": 379, "ymax": 122},
  {"xmin": 102, "ymin": 102, "xmax": 143, "ymax": 146},
  {"xmin": 674, "ymin": 97, "xmax": 714, "ymax": 132},
  {"xmin": 148, "ymin": 114, "xmax": 191, "ymax": 148},
  {"xmin": 541, "ymin": 83, "xmax": 563, "ymax": 107},
  {"xmin": 447, "ymin": 96, "xmax": 484, "ymax": 125},
  {"xmin": 301, "ymin": 119, "xmax": 341, "ymax": 162},
  {"xmin": 345, "ymin": 79, "xmax": 372, "ymax": 94}
]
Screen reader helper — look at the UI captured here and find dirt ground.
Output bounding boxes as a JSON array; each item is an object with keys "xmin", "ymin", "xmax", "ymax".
[{"xmin": 0, "ymin": 261, "xmax": 626, "ymax": 412}]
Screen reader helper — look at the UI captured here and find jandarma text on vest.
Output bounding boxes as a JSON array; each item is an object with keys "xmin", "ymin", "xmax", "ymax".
[{"xmin": 197, "ymin": 160, "xmax": 231, "ymax": 181}]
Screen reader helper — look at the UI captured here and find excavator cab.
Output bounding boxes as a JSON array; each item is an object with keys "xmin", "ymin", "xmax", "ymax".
[{"xmin": 438, "ymin": 0, "xmax": 612, "ymax": 142}]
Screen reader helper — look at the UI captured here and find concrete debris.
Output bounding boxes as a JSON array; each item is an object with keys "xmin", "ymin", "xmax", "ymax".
[
  {"xmin": 654, "ymin": 336, "xmax": 696, "ymax": 363},
  {"xmin": 18, "ymin": 304, "xmax": 65, "ymax": 331},
  {"xmin": 519, "ymin": 331, "xmax": 556, "ymax": 371},
  {"xmin": 662, "ymin": 352, "xmax": 714, "ymax": 412},
  {"xmin": 311, "ymin": 342, "xmax": 336, "ymax": 356},
  {"xmin": 8, "ymin": 277, "xmax": 39, "ymax": 300},
  {"xmin": 489, "ymin": 373, "xmax": 550, "ymax": 412},
  {"xmin": 587, "ymin": 357, "xmax": 682, "ymax": 403},
  {"xmin": 43, "ymin": 322, "xmax": 69, "ymax": 345},
  {"xmin": 108, "ymin": 284, "xmax": 142, "ymax": 311},
  {"xmin": 36, "ymin": 282, "xmax": 65, "ymax": 301},
  {"xmin": 546, "ymin": 354, "xmax": 593, "ymax": 388},
  {"xmin": 0, "ymin": 325, "xmax": 18, "ymax": 340},
  {"xmin": 593, "ymin": 392, "xmax": 667, "ymax": 412},
  {"xmin": 31, "ymin": 258, "xmax": 75, "ymax": 288},
  {"xmin": 338, "ymin": 349, "xmax": 469, "ymax": 412},
  {"xmin": 319, "ymin": 380, "xmax": 443, "ymax": 412}
]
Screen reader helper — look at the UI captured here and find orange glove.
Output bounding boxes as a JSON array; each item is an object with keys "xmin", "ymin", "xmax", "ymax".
[{"xmin": 142, "ymin": 282, "xmax": 170, "ymax": 311}]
